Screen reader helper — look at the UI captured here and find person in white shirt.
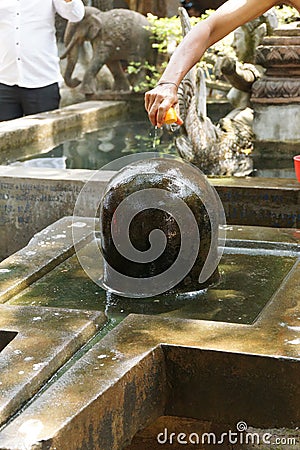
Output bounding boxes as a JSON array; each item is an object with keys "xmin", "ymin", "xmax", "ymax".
[{"xmin": 0, "ymin": 0, "xmax": 85, "ymax": 121}]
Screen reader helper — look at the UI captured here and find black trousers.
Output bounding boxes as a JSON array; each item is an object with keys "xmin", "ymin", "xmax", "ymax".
[{"xmin": 0, "ymin": 82, "xmax": 60, "ymax": 121}]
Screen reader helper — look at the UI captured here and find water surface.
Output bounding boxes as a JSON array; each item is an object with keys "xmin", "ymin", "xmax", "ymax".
[
  {"xmin": 9, "ymin": 112, "xmax": 295, "ymax": 178},
  {"xmin": 8, "ymin": 248, "xmax": 296, "ymax": 326}
]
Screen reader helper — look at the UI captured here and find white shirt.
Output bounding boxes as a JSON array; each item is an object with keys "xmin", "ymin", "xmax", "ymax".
[{"xmin": 0, "ymin": 0, "xmax": 84, "ymax": 88}]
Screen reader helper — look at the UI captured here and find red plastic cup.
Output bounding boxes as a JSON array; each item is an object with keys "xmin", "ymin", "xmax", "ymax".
[{"xmin": 294, "ymin": 155, "xmax": 300, "ymax": 182}]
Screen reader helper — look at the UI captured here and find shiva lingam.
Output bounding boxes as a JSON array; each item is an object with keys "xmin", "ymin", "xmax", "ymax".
[{"xmin": 99, "ymin": 156, "xmax": 224, "ymax": 298}]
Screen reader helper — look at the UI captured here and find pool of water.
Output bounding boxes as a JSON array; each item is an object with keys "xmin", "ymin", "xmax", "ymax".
[
  {"xmin": 9, "ymin": 114, "xmax": 177, "ymax": 170},
  {"xmin": 8, "ymin": 111, "xmax": 296, "ymax": 178}
]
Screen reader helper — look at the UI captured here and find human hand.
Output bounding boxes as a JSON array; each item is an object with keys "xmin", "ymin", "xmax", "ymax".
[{"xmin": 144, "ymin": 83, "xmax": 183, "ymax": 128}]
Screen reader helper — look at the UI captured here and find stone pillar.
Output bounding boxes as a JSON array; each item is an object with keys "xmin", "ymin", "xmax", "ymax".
[{"xmin": 251, "ymin": 25, "xmax": 300, "ymax": 156}]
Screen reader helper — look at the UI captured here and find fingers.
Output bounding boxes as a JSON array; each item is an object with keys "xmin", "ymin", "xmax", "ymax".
[
  {"xmin": 144, "ymin": 84, "xmax": 179, "ymax": 128},
  {"xmin": 174, "ymin": 104, "xmax": 183, "ymax": 126}
]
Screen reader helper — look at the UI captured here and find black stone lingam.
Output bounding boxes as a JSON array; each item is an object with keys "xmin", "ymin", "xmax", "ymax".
[{"xmin": 99, "ymin": 157, "xmax": 222, "ymax": 298}]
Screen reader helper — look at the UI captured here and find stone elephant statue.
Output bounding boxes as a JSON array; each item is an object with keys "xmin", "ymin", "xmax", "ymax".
[{"xmin": 60, "ymin": 6, "xmax": 154, "ymax": 95}]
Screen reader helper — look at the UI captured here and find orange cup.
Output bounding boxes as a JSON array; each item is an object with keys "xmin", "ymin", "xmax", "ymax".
[
  {"xmin": 164, "ymin": 107, "xmax": 177, "ymax": 125},
  {"xmin": 294, "ymin": 155, "xmax": 300, "ymax": 182}
]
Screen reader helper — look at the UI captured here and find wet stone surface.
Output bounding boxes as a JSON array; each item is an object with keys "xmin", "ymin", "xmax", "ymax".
[
  {"xmin": 7, "ymin": 248, "xmax": 296, "ymax": 325},
  {"xmin": 0, "ymin": 304, "xmax": 105, "ymax": 428},
  {"xmin": 100, "ymin": 158, "xmax": 220, "ymax": 295},
  {"xmin": 0, "ymin": 217, "xmax": 298, "ymax": 449}
]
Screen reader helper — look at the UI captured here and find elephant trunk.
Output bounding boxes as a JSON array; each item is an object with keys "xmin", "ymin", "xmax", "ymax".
[
  {"xmin": 60, "ymin": 18, "xmax": 84, "ymax": 59},
  {"xmin": 60, "ymin": 35, "xmax": 78, "ymax": 60},
  {"xmin": 64, "ymin": 20, "xmax": 77, "ymax": 46},
  {"xmin": 61, "ymin": 42, "xmax": 81, "ymax": 88},
  {"xmin": 60, "ymin": 20, "xmax": 83, "ymax": 88}
]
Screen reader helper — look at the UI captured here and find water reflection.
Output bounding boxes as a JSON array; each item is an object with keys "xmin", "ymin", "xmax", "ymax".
[
  {"xmin": 11, "ymin": 156, "xmax": 67, "ymax": 169},
  {"xmin": 12, "ymin": 117, "xmax": 176, "ymax": 170},
  {"xmin": 8, "ymin": 250, "xmax": 297, "ymax": 326},
  {"xmin": 9, "ymin": 114, "xmax": 295, "ymax": 178}
]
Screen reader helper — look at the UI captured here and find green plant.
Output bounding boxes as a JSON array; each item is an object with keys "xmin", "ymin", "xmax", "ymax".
[
  {"xmin": 128, "ymin": 5, "xmax": 299, "ymax": 93},
  {"xmin": 146, "ymin": 11, "xmax": 219, "ymax": 55},
  {"xmin": 127, "ymin": 10, "xmax": 233, "ymax": 92},
  {"xmin": 275, "ymin": 5, "xmax": 299, "ymax": 24},
  {"xmin": 126, "ymin": 14, "xmax": 186, "ymax": 92},
  {"xmin": 126, "ymin": 60, "xmax": 167, "ymax": 92}
]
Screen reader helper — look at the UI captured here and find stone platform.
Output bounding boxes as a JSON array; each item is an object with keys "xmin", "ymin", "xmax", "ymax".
[{"xmin": 0, "ymin": 216, "xmax": 298, "ymax": 449}]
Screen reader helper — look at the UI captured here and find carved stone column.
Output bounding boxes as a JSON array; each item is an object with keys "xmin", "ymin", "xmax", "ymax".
[{"xmin": 251, "ymin": 25, "xmax": 300, "ymax": 155}]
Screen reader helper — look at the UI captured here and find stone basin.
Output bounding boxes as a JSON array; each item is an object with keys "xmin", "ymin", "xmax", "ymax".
[{"xmin": 0, "ymin": 216, "xmax": 298, "ymax": 449}]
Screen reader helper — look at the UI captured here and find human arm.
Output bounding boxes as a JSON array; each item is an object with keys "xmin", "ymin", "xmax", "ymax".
[
  {"xmin": 53, "ymin": 0, "xmax": 85, "ymax": 22},
  {"xmin": 144, "ymin": 0, "xmax": 280, "ymax": 127}
]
